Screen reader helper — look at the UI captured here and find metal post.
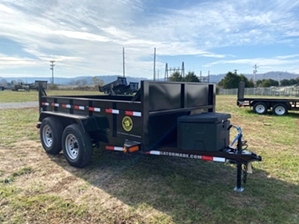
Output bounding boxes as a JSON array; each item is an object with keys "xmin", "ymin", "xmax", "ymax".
[
  {"xmin": 50, "ymin": 61, "xmax": 55, "ymax": 85},
  {"xmin": 153, "ymin": 48, "xmax": 156, "ymax": 80},
  {"xmin": 123, "ymin": 47, "xmax": 125, "ymax": 77}
]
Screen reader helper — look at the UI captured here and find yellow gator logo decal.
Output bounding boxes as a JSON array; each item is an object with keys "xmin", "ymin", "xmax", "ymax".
[{"xmin": 122, "ymin": 116, "xmax": 133, "ymax": 132}]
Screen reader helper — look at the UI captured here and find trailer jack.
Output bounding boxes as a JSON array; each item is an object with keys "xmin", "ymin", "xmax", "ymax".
[{"xmin": 227, "ymin": 124, "xmax": 262, "ymax": 192}]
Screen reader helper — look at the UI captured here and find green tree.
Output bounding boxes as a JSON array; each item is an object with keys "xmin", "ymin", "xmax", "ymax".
[
  {"xmin": 218, "ymin": 71, "xmax": 241, "ymax": 88},
  {"xmin": 168, "ymin": 72, "xmax": 183, "ymax": 81},
  {"xmin": 240, "ymin": 74, "xmax": 254, "ymax": 87},
  {"xmin": 259, "ymin": 79, "xmax": 279, "ymax": 87},
  {"xmin": 92, "ymin": 76, "xmax": 104, "ymax": 87},
  {"xmin": 247, "ymin": 78, "xmax": 255, "ymax": 87},
  {"xmin": 184, "ymin": 71, "xmax": 200, "ymax": 82},
  {"xmin": 218, "ymin": 71, "xmax": 255, "ymax": 88}
]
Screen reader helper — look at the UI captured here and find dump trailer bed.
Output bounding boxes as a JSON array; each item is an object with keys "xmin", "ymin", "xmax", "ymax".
[
  {"xmin": 36, "ymin": 80, "xmax": 261, "ymax": 191},
  {"xmin": 237, "ymin": 81, "xmax": 299, "ymax": 115}
]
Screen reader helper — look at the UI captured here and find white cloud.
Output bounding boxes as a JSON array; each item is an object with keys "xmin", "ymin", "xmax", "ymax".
[
  {"xmin": 0, "ymin": 0, "xmax": 299, "ymax": 77},
  {"xmin": 204, "ymin": 55, "xmax": 299, "ymax": 74}
]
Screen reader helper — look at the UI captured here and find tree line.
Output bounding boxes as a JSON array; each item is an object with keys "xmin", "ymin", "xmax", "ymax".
[
  {"xmin": 218, "ymin": 72, "xmax": 299, "ymax": 88},
  {"xmin": 167, "ymin": 71, "xmax": 299, "ymax": 88}
]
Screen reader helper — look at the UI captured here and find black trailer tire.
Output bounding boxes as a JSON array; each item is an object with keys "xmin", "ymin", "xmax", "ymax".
[
  {"xmin": 40, "ymin": 117, "xmax": 63, "ymax": 154},
  {"xmin": 273, "ymin": 103, "xmax": 288, "ymax": 116},
  {"xmin": 62, "ymin": 124, "xmax": 93, "ymax": 168},
  {"xmin": 253, "ymin": 102, "xmax": 267, "ymax": 114}
]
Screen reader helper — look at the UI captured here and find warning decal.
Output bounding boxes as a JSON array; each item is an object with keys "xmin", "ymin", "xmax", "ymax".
[{"xmin": 122, "ymin": 116, "xmax": 133, "ymax": 132}]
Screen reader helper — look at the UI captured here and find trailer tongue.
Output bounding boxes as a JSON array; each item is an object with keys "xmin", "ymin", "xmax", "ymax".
[{"xmin": 36, "ymin": 80, "xmax": 262, "ymax": 191}]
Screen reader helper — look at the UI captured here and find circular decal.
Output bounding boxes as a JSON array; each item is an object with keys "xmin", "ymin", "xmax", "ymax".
[{"xmin": 122, "ymin": 116, "xmax": 133, "ymax": 132}]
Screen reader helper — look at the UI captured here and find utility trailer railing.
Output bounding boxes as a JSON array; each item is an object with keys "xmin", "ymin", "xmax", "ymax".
[{"xmin": 36, "ymin": 80, "xmax": 262, "ymax": 191}]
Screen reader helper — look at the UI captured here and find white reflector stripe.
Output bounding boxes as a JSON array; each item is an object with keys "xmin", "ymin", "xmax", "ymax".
[
  {"xmin": 42, "ymin": 102, "xmax": 49, "ymax": 106},
  {"xmin": 106, "ymin": 146, "xmax": 123, "ymax": 151},
  {"xmin": 62, "ymin": 104, "xmax": 71, "ymax": 108},
  {"xmin": 146, "ymin": 150, "xmax": 161, "ymax": 155},
  {"xmin": 212, "ymin": 157, "xmax": 226, "ymax": 162},
  {"xmin": 106, "ymin": 109, "xmax": 119, "ymax": 114},
  {"xmin": 51, "ymin": 103, "xmax": 59, "ymax": 107},
  {"xmin": 125, "ymin": 111, "xmax": 142, "ymax": 117},
  {"xmin": 74, "ymin": 105, "xmax": 85, "ymax": 110},
  {"xmin": 89, "ymin": 107, "xmax": 101, "ymax": 112}
]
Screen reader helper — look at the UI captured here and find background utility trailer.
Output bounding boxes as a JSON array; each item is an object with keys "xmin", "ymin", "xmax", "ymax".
[
  {"xmin": 36, "ymin": 80, "xmax": 261, "ymax": 191},
  {"xmin": 237, "ymin": 81, "xmax": 299, "ymax": 115}
]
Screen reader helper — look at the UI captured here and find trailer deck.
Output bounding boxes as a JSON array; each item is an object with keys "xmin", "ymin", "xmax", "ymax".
[{"xmin": 237, "ymin": 82, "xmax": 299, "ymax": 115}]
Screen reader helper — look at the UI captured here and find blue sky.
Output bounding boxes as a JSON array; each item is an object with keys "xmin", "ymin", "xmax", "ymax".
[{"xmin": 0, "ymin": 0, "xmax": 299, "ymax": 79}]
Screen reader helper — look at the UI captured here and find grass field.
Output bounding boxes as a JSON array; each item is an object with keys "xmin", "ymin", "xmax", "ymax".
[
  {"xmin": 0, "ymin": 89, "xmax": 102, "ymax": 103},
  {"xmin": 0, "ymin": 91, "xmax": 298, "ymax": 223}
]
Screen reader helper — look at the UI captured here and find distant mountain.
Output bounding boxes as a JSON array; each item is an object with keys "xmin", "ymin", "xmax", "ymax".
[
  {"xmin": 0, "ymin": 75, "xmax": 149, "ymax": 85},
  {"xmin": 245, "ymin": 71, "xmax": 299, "ymax": 81},
  {"xmin": 1, "ymin": 71, "xmax": 298, "ymax": 85}
]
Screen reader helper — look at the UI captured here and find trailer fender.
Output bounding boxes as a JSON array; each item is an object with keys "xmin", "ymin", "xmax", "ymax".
[{"xmin": 37, "ymin": 112, "xmax": 109, "ymax": 133}]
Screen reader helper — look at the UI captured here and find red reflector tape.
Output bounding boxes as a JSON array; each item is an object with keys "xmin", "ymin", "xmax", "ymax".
[
  {"xmin": 41, "ymin": 102, "xmax": 49, "ymax": 106},
  {"xmin": 89, "ymin": 107, "xmax": 101, "ymax": 112},
  {"xmin": 106, "ymin": 108, "xmax": 119, "ymax": 114},
  {"xmin": 62, "ymin": 104, "xmax": 71, "ymax": 108},
  {"xmin": 125, "ymin": 111, "xmax": 142, "ymax": 117},
  {"xmin": 74, "ymin": 105, "xmax": 85, "ymax": 110},
  {"xmin": 51, "ymin": 103, "xmax": 59, "ymax": 107},
  {"xmin": 105, "ymin": 146, "xmax": 123, "ymax": 151},
  {"xmin": 201, "ymin": 156, "xmax": 213, "ymax": 161}
]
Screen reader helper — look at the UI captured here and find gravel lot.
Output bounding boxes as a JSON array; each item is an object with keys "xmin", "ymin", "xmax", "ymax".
[{"xmin": 0, "ymin": 101, "xmax": 38, "ymax": 109}]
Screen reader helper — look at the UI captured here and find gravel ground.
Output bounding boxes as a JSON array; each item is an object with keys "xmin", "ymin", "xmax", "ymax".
[{"xmin": 0, "ymin": 101, "xmax": 38, "ymax": 109}]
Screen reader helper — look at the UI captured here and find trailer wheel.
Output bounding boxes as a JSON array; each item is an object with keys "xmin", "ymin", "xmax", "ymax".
[
  {"xmin": 273, "ymin": 103, "xmax": 288, "ymax": 116},
  {"xmin": 40, "ymin": 117, "xmax": 63, "ymax": 154},
  {"xmin": 62, "ymin": 124, "xmax": 93, "ymax": 168},
  {"xmin": 253, "ymin": 102, "xmax": 267, "ymax": 114}
]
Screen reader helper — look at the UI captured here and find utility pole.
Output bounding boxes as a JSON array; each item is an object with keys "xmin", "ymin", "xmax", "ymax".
[
  {"xmin": 153, "ymin": 48, "xmax": 156, "ymax": 80},
  {"xmin": 253, "ymin": 64, "xmax": 258, "ymax": 85},
  {"xmin": 165, "ymin": 63, "xmax": 168, "ymax": 81},
  {"xmin": 50, "ymin": 61, "xmax": 55, "ymax": 85},
  {"xmin": 122, "ymin": 47, "xmax": 125, "ymax": 77}
]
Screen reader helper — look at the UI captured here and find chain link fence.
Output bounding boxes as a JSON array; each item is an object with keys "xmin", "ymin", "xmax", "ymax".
[{"xmin": 219, "ymin": 86, "xmax": 299, "ymax": 97}]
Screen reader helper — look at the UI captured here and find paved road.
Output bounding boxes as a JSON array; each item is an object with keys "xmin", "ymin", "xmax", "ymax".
[{"xmin": 0, "ymin": 101, "xmax": 38, "ymax": 109}]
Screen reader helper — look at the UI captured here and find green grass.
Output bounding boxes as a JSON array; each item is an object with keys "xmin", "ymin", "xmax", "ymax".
[
  {"xmin": 0, "ymin": 108, "xmax": 39, "ymax": 147},
  {"xmin": 0, "ymin": 94, "xmax": 298, "ymax": 223},
  {"xmin": 0, "ymin": 89, "xmax": 101, "ymax": 103}
]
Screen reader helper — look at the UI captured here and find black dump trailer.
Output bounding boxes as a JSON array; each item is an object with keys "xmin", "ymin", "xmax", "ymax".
[
  {"xmin": 99, "ymin": 76, "xmax": 139, "ymax": 95},
  {"xmin": 237, "ymin": 81, "xmax": 299, "ymax": 115},
  {"xmin": 36, "ymin": 80, "xmax": 261, "ymax": 191}
]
